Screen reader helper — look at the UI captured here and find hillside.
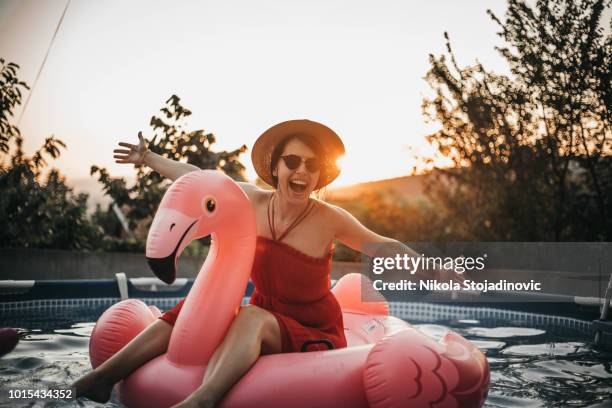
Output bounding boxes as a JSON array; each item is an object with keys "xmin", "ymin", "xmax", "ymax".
[{"xmin": 327, "ymin": 174, "xmax": 428, "ymax": 201}]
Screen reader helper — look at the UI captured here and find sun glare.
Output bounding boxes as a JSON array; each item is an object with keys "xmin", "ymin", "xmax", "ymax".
[{"xmin": 335, "ymin": 155, "xmax": 345, "ymax": 170}]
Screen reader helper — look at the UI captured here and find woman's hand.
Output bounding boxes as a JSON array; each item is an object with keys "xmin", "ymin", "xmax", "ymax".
[{"xmin": 113, "ymin": 132, "xmax": 149, "ymax": 165}]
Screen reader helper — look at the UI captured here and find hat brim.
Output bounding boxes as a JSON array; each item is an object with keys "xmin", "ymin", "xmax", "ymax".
[{"xmin": 252, "ymin": 119, "xmax": 345, "ymax": 189}]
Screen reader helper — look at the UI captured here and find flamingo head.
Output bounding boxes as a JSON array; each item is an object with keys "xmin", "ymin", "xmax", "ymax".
[{"xmin": 145, "ymin": 170, "xmax": 254, "ymax": 284}]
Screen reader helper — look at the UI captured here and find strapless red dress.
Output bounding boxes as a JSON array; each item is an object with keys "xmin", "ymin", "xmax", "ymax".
[{"xmin": 159, "ymin": 236, "xmax": 347, "ymax": 353}]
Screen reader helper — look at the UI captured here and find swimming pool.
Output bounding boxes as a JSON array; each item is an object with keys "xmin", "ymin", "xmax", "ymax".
[{"xmin": 1, "ymin": 299, "xmax": 611, "ymax": 408}]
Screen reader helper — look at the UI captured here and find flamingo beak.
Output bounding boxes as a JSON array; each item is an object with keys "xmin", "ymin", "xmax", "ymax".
[
  {"xmin": 146, "ymin": 207, "xmax": 199, "ymax": 284},
  {"xmin": 146, "ymin": 255, "xmax": 176, "ymax": 285}
]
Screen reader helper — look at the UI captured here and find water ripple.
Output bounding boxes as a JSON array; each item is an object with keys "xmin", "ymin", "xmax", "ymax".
[{"xmin": 1, "ymin": 315, "xmax": 611, "ymax": 407}]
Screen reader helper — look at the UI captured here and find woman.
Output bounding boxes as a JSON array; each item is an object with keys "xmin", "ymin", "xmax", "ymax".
[{"xmin": 73, "ymin": 119, "xmax": 439, "ymax": 408}]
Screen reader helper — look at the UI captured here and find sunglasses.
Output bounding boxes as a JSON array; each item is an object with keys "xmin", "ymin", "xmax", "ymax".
[{"xmin": 280, "ymin": 155, "xmax": 321, "ymax": 173}]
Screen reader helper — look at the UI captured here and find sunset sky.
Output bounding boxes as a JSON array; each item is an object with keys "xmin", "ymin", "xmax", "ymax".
[{"xmin": 0, "ymin": 0, "xmax": 510, "ymax": 197}]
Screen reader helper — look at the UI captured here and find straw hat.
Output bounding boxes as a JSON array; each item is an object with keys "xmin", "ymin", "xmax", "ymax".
[{"xmin": 252, "ymin": 119, "xmax": 345, "ymax": 189}]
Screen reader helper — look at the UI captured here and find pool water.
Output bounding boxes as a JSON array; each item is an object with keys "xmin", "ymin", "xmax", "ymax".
[{"xmin": 1, "ymin": 307, "xmax": 611, "ymax": 408}]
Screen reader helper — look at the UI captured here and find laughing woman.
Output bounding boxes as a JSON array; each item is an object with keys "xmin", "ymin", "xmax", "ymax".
[{"xmin": 73, "ymin": 119, "xmax": 438, "ymax": 408}]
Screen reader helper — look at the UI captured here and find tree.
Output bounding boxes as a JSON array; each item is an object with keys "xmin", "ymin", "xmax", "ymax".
[
  {"xmin": 0, "ymin": 59, "xmax": 28, "ymax": 154},
  {"xmin": 91, "ymin": 95, "xmax": 248, "ymax": 238},
  {"xmin": 423, "ymin": 0, "xmax": 611, "ymax": 241},
  {"xmin": 0, "ymin": 61, "xmax": 102, "ymax": 250}
]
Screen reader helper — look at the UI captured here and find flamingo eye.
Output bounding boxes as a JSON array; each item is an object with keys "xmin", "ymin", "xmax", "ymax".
[
  {"xmin": 205, "ymin": 198, "xmax": 216, "ymax": 213},
  {"xmin": 202, "ymin": 195, "xmax": 217, "ymax": 215}
]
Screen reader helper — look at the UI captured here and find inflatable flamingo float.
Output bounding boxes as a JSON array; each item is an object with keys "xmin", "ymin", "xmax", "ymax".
[{"xmin": 89, "ymin": 170, "xmax": 489, "ymax": 408}]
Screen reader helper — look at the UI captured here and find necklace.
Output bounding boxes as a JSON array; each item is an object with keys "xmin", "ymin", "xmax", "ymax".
[{"xmin": 267, "ymin": 193, "xmax": 314, "ymax": 243}]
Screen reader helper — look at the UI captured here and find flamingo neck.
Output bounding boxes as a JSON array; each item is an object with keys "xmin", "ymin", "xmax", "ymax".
[{"xmin": 167, "ymin": 226, "xmax": 256, "ymax": 366}]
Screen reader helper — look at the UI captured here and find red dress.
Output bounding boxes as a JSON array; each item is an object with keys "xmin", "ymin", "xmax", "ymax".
[{"xmin": 159, "ymin": 236, "xmax": 347, "ymax": 353}]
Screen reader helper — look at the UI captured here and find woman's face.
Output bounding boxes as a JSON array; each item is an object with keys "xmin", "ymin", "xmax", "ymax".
[{"xmin": 273, "ymin": 138, "xmax": 320, "ymax": 204}]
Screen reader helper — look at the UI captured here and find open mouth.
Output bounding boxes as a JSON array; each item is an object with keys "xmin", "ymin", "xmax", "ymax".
[{"xmin": 289, "ymin": 180, "xmax": 308, "ymax": 194}]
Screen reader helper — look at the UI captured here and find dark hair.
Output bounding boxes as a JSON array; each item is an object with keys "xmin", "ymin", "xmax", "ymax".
[{"xmin": 270, "ymin": 133, "xmax": 328, "ymax": 190}]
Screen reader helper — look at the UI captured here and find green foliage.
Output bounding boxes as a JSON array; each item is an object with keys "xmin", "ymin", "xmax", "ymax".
[
  {"xmin": 0, "ymin": 163, "xmax": 102, "ymax": 250},
  {"xmin": 0, "ymin": 58, "xmax": 29, "ymax": 154},
  {"xmin": 423, "ymin": 0, "xmax": 611, "ymax": 241},
  {"xmin": 147, "ymin": 95, "xmax": 247, "ymax": 179},
  {"xmin": 91, "ymin": 95, "xmax": 248, "ymax": 249},
  {"xmin": 0, "ymin": 61, "xmax": 103, "ymax": 250},
  {"xmin": 91, "ymin": 204, "xmax": 123, "ymax": 238}
]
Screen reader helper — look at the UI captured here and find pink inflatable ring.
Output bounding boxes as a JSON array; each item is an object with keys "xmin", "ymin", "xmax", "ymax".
[{"xmin": 89, "ymin": 170, "xmax": 490, "ymax": 408}]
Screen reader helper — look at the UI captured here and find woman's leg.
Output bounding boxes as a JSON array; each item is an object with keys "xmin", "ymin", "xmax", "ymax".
[
  {"xmin": 72, "ymin": 319, "xmax": 173, "ymax": 403},
  {"xmin": 172, "ymin": 305, "xmax": 282, "ymax": 408}
]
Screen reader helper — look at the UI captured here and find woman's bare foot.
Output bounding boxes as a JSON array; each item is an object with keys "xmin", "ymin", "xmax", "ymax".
[{"xmin": 71, "ymin": 370, "xmax": 115, "ymax": 403}]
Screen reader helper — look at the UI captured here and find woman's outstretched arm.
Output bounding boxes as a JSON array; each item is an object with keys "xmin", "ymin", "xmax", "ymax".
[
  {"xmin": 113, "ymin": 132, "xmax": 263, "ymax": 204},
  {"xmin": 329, "ymin": 204, "xmax": 464, "ymax": 283},
  {"xmin": 113, "ymin": 132, "xmax": 200, "ymax": 181}
]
